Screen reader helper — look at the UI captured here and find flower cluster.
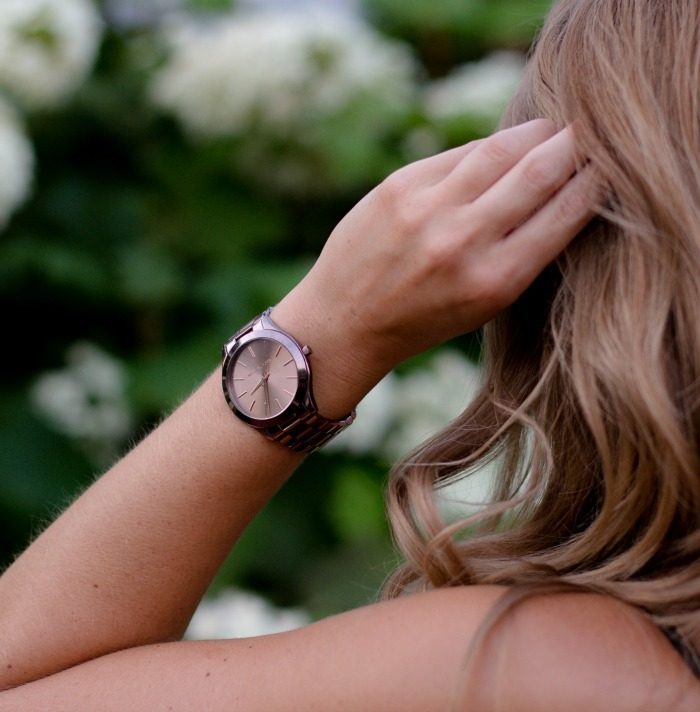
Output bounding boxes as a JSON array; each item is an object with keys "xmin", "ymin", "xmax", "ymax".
[
  {"xmin": 0, "ymin": 0, "xmax": 102, "ymax": 229},
  {"xmin": 329, "ymin": 349, "xmax": 483, "ymax": 461},
  {"xmin": 329, "ymin": 349, "xmax": 496, "ymax": 519},
  {"xmin": 185, "ymin": 587, "xmax": 311, "ymax": 640},
  {"xmin": 424, "ymin": 51, "xmax": 525, "ymax": 132},
  {"xmin": 30, "ymin": 342, "xmax": 133, "ymax": 465},
  {"xmin": 0, "ymin": 98, "xmax": 33, "ymax": 228},
  {"xmin": 151, "ymin": 7, "xmax": 418, "ymax": 192},
  {"xmin": 0, "ymin": 0, "xmax": 103, "ymax": 109}
]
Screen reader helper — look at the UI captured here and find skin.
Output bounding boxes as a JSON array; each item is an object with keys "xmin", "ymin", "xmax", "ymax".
[{"xmin": 0, "ymin": 119, "xmax": 697, "ymax": 711}]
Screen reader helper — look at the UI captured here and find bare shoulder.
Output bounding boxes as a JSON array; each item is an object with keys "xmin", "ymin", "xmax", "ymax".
[
  {"xmin": 2, "ymin": 585, "xmax": 698, "ymax": 712},
  {"xmin": 301, "ymin": 585, "xmax": 700, "ymax": 712},
  {"xmin": 480, "ymin": 590, "xmax": 700, "ymax": 712}
]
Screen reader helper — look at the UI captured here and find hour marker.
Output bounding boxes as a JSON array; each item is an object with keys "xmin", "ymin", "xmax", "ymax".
[
  {"xmin": 248, "ymin": 346, "xmax": 256, "ymax": 357},
  {"xmin": 251, "ymin": 400, "xmax": 256, "ymax": 410},
  {"xmin": 233, "ymin": 377, "xmax": 245, "ymax": 381},
  {"xmin": 283, "ymin": 389, "xmax": 293, "ymax": 396},
  {"xmin": 286, "ymin": 376, "xmax": 296, "ymax": 379},
  {"xmin": 283, "ymin": 358, "xmax": 294, "ymax": 366},
  {"xmin": 237, "ymin": 391, "xmax": 248, "ymax": 397},
  {"xmin": 275, "ymin": 345, "xmax": 282, "ymax": 357},
  {"xmin": 238, "ymin": 360, "xmax": 250, "ymax": 369},
  {"xmin": 275, "ymin": 398, "xmax": 283, "ymax": 409}
]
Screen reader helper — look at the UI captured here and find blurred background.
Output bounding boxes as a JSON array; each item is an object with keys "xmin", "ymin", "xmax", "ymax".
[{"xmin": 0, "ymin": 0, "xmax": 551, "ymax": 637}]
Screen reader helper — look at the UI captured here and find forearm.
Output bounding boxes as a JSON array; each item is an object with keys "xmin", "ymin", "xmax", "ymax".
[
  {"xmin": 0, "ymin": 297, "xmax": 381, "ymax": 690},
  {"xmin": 0, "ymin": 369, "xmax": 297, "ymax": 688}
]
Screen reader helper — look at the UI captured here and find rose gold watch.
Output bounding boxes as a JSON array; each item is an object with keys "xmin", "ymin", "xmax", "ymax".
[{"xmin": 221, "ymin": 308, "xmax": 356, "ymax": 454}]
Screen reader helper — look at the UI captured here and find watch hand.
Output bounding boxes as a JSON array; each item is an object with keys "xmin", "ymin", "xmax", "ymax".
[
  {"xmin": 250, "ymin": 378, "xmax": 265, "ymax": 396},
  {"xmin": 263, "ymin": 378, "xmax": 270, "ymax": 413}
]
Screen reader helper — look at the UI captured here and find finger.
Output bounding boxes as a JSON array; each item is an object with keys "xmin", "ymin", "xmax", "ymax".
[
  {"xmin": 440, "ymin": 119, "xmax": 558, "ymax": 204},
  {"xmin": 398, "ymin": 138, "xmax": 486, "ymax": 187},
  {"xmin": 474, "ymin": 127, "xmax": 581, "ymax": 238},
  {"xmin": 492, "ymin": 165, "xmax": 600, "ymax": 292}
]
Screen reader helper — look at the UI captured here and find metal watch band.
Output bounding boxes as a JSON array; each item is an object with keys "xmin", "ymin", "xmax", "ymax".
[
  {"xmin": 262, "ymin": 408, "xmax": 356, "ymax": 454},
  {"xmin": 223, "ymin": 307, "xmax": 356, "ymax": 454}
]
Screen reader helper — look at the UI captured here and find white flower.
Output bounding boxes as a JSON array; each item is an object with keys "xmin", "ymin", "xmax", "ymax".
[
  {"xmin": 326, "ymin": 350, "xmax": 485, "ymax": 465},
  {"xmin": 424, "ymin": 51, "xmax": 525, "ymax": 127},
  {"xmin": 325, "ymin": 372, "xmax": 399, "ymax": 456},
  {"xmin": 0, "ymin": 0, "xmax": 103, "ymax": 109},
  {"xmin": 434, "ymin": 460, "xmax": 499, "ymax": 522},
  {"xmin": 151, "ymin": 8, "xmax": 417, "ymax": 139},
  {"xmin": 185, "ymin": 588, "xmax": 311, "ymax": 640},
  {"xmin": 382, "ymin": 350, "xmax": 483, "ymax": 462},
  {"xmin": 30, "ymin": 343, "xmax": 132, "ymax": 462},
  {"xmin": 0, "ymin": 97, "xmax": 33, "ymax": 229}
]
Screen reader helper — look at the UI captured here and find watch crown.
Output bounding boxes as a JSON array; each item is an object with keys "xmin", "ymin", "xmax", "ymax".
[{"xmin": 302, "ymin": 344, "xmax": 312, "ymax": 356}]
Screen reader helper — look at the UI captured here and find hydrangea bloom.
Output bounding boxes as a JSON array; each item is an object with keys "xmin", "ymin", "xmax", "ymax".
[
  {"xmin": 325, "ymin": 372, "xmax": 399, "ymax": 457},
  {"xmin": 424, "ymin": 51, "xmax": 525, "ymax": 129},
  {"xmin": 382, "ymin": 350, "xmax": 483, "ymax": 462},
  {"xmin": 327, "ymin": 350, "xmax": 483, "ymax": 462},
  {"xmin": 0, "ymin": 97, "xmax": 33, "ymax": 229},
  {"xmin": 151, "ymin": 7, "xmax": 418, "ymax": 192},
  {"xmin": 152, "ymin": 8, "xmax": 416, "ymax": 138},
  {"xmin": 30, "ymin": 343, "xmax": 133, "ymax": 464},
  {"xmin": 0, "ymin": 0, "xmax": 103, "ymax": 109},
  {"xmin": 185, "ymin": 587, "xmax": 310, "ymax": 640}
]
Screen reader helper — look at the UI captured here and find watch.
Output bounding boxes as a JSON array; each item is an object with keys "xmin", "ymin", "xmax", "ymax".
[{"xmin": 221, "ymin": 307, "xmax": 356, "ymax": 454}]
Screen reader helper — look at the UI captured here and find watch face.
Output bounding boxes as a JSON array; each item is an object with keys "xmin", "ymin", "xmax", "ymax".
[{"xmin": 226, "ymin": 337, "xmax": 300, "ymax": 420}]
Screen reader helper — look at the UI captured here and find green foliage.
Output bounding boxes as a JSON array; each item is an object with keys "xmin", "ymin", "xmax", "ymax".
[
  {"xmin": 186, "ymin": 0, "xmax": 235, "ymax": 9},
  {"xmin": 0, "ymin": 2, "xmax": 549, "ymax": 616},
  {"xmin": 328, "ymin": 465, "xmax": 388, "ymax": 544},
  {"xmin": 365, "ymin": 0, "xmax": 553, "ymax": 68}
]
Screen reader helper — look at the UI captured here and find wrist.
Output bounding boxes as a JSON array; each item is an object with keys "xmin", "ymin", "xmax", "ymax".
[{"xmin": 270, "ymin": 289, "xmax": 389, "ymax": 420}]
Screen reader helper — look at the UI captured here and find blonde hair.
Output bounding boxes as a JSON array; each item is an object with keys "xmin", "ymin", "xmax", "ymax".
[{"xmin": 382, "ymin": 0, "xmax": 700, "ymax": 699}]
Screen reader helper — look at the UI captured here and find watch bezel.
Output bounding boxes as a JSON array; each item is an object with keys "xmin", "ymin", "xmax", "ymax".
[{"xmin": 222, "ymin": 329, "xmax": 310, "ymax": 428}]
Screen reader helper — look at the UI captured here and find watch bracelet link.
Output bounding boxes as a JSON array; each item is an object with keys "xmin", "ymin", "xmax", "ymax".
[{"xmin": 261, "ymin": 408, "xmax": 356, "ymax": 454}]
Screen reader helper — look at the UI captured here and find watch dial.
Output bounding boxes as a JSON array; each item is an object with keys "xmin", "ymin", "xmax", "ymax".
[{"xmin": 229, "ymin": 338, "xmax": 299, "ymax": 419}]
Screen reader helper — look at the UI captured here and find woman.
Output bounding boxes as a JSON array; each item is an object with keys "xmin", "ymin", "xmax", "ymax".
[{"xmin": 1, "ymin": 0, "xmax": 699, "ymax": 709}]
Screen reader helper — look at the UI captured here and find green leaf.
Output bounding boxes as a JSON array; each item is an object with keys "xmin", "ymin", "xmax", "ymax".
[
  {"xmin": 128, "ymin": 333, "xmax": 222, "ymax": 413},
  {"xmin": 0, "ymin": 392, "xmax": 94, "ymax": 566},
  {"xmin": 0, "ymin": 236, "xmax": 110, "ymax": 296},
  {"xmin": 115, "ymin": 243, "xmax": 185, "ymax": 307},
  {"xmin": 328, "ymin": 466, "xmax": 388, "ymax": 544}
]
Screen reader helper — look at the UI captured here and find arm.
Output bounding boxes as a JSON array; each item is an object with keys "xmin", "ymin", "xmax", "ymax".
[
  {"xmin": 0, "ymin": 119, "xmax": 597, "ymax": 692},
  {"xmin": 1, "ymin": 589, "xmax": 696, "ymax": 712}
]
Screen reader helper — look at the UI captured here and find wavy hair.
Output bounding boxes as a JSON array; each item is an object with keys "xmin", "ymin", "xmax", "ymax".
[{"xmin": 382, "ymin": 0, "xmax": 700, "ymax": 702}]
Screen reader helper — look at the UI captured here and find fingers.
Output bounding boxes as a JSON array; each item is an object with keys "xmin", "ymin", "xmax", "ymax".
[
  {"xmin": 399, "ymin": 118, "xmax": 557, "ymax": 190},
  {"xmin": 491, "ymin": 165, "xmax": 600, "ymax": 294},
  {"xmin": 474, "ymin": 127, "xmax": 582, "ymax": 239},
  {"xmin": 440, "ymin": 119, "xmax": 558, "ymax": 204},
  {"xmin": 407, "ymin": 139, "xmax": 485, "ymax": 185}
]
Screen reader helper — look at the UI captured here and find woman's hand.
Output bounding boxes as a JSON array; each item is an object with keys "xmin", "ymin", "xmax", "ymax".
[{"xmin": 273, "ymin": 119, "xmax": 597, "ymax": 413}]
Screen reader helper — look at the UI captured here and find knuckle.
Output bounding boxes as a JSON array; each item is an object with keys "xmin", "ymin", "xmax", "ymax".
[
  {"xmin": 379, "ymin": 168, "xmax": 413, "ymax": 205},
  {"xmin": 555, "ymin": 187, "xmax": 590, "ymax": 225},
  {"xmin": 483, "ymin": 131, "xmax": 519, "ymax": 163},
  {"xmin": 461, "ymin": 265, "xmax": 497, "ymax": 304},
  {"xmin": 379, "ymin": 174, "xmax": 433, "ymax": 235},
  {"xmin": 464, "ymin": 261, "xmax": 520, "ymax": 310},
  {"xmin": 396, "ymin": 197, "xmax": 431, "ymax": 235},
  {"xmin": 522, "ymin": 156, "xmax": 560, "ymax": 189},
  {"xmin": 424, "ymin": 235, "xmax": 457, "ymax": 270}
]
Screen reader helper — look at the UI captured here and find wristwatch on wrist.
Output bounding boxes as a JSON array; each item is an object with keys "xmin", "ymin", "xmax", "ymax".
[{"xmin": 221, "ymin": 307, "xmax": 356, "ymax": 454}]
